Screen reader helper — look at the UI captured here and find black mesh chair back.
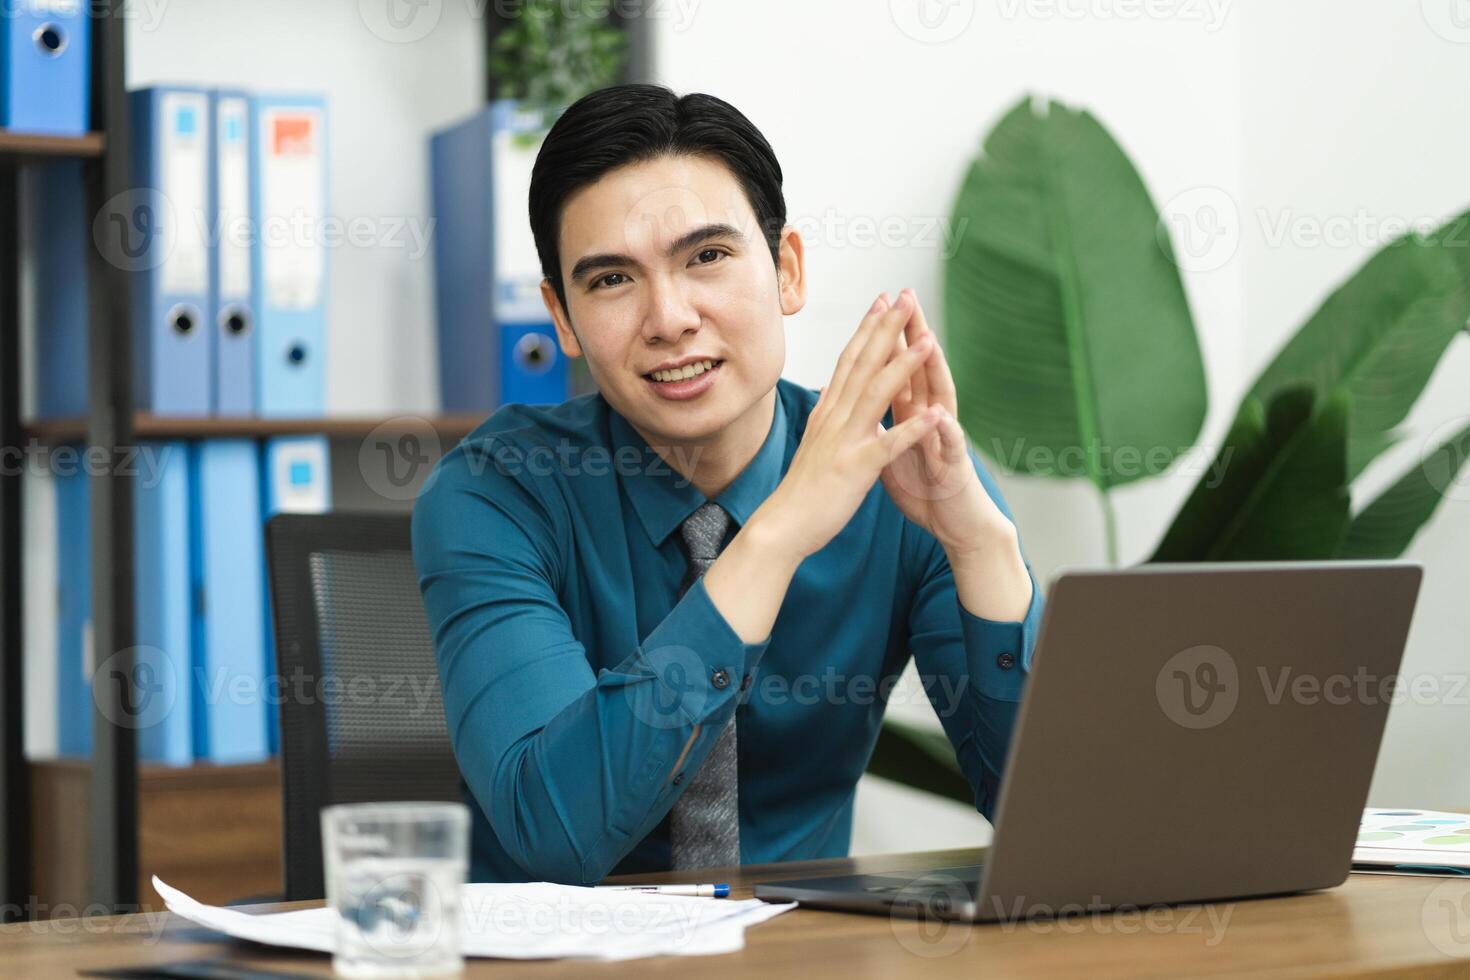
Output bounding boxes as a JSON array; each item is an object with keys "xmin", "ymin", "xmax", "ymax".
[{"xmin": 265, "ymin": 513, "xmax": 463, "ymax": 901}]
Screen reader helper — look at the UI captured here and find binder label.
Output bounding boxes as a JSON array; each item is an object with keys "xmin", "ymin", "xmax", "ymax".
[
  {"xmin": 159, "ymin": 91, "xmax": 210, "ymax": 297},
  {"xmin": 491, "ymin": 124, "xmax": 546, "ymax": 322},
  {"xmin": 261, "ymin": 107, "xmax": 325, "ymax": 311},
  {"xmin": 216, "ymin": 97, "xmax": 252, "ymax": 301}
]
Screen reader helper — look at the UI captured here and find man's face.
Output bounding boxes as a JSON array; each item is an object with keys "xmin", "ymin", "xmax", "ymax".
[{"xmin": 544, "ymin": 153, "xmax": 803, "ymax": 445}]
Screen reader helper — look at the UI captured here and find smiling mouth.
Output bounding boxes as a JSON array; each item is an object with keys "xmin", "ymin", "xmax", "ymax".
[{"xmin": 643, "ymin": 359, "xmax": 723, "ymax": 383}]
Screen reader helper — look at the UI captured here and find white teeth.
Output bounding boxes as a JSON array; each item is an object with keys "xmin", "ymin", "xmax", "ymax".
[{"xmin": 650, "ymin": 359, "xmax": 716, "ymax": 383}]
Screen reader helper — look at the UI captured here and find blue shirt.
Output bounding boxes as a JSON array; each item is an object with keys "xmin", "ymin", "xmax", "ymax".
[{"xmin": 412, "ymin": 378, "xmax": 1043, "ymax": 884}]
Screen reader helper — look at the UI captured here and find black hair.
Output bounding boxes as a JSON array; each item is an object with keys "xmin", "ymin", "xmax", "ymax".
[{"xmin": 529, "ymin": 83, "xmax": 787, "ymax": 313}]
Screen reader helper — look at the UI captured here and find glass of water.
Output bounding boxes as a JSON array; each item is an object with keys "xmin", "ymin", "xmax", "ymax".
[{"xmin": 321, "ymin": 802, "xmax": 470, "ymax": 978}]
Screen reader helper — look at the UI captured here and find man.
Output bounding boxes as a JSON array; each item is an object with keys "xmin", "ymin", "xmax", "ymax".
[{"xmin": 413, "ymin": 83, "xmax": 1042, "ymax": 885}]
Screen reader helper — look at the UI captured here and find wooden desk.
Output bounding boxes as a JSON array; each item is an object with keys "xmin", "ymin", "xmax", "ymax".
[{"xmin": 6, "ymin": 848, "xmax": 1470, "ymax": 979}]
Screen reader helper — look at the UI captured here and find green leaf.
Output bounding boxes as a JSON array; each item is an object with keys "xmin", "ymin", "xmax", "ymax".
[
  {"xmin": 1247, "ymin": 211, "xmax": 1470, "ymax": 479},
  {"xmin": 1151, "ymin": 387, "xmax": 1352, "ymax": 561},
  {"xmin": 945, "ymin": 96, "xmax": 1207, "ymax": 492},
  {"xmin": 1337, "ymin": 420, "xmax": 1470, "ymax": 559},
  {"xmin": 865, "ymin": 718, "xmax": 972, "ymax": 806}
]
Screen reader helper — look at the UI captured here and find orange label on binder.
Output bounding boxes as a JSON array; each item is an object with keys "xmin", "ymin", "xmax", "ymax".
[{"xmin": 272, "ymin": 114, "xmax": 317, "ymax": 157}]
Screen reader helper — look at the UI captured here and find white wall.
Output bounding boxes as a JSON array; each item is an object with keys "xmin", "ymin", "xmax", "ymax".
[
  {"xmin": 655, "ymin": 0, "xmax": 1470, "ymax": 853},
  {"xmin": 1237, "ymin": 1, "xmax": 1470, "ymax": 809}
]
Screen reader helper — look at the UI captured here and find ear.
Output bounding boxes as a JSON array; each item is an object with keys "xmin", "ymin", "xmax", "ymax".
[
  {"xmin": 541, "ymin": 279, "xmax": 584, "ymax": 359},
  {"xmin": 775, "ymin": 225, "xmax": 807, "ymax": 316}
]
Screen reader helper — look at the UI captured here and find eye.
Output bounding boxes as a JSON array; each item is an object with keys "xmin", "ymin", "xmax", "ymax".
[
  {"xmin": 692, "ymin": 247, "xmax": 727, "ymax": 266},
  {"xmin": 592, "ymin": 272, "xmax": 629, "ymax": 290}
]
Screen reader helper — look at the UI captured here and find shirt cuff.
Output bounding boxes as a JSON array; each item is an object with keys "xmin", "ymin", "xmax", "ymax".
[
  {"xmin": 960, "ymin": 566, "xmax": 1042, "ymax": 703},
  {"xmin": 633, "ymin": 577, "xmax": 770, "ymax": 725}
]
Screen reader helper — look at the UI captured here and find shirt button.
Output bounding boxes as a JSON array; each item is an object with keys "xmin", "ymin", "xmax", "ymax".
[
  {"xmin": 673, "ymin": 773, "xmax": 685, "ymax": 786},
  {"xmin": 997, "ymin": 652, "xmax": 1016, "ymax": 670},
  {"xmin": 740, "ymin": 674, "xmax": 752, "ymax": 692},
  {"xmin": 711, "ymin": 669, "xmax": 731, "ymax": 690}
]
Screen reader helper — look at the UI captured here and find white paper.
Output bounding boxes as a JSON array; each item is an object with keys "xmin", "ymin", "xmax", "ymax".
[
  {"xmin": 153, "ymin": 876, "xmax": 795, "ymax": 961},
  {"xmin": 1352, "ymin": 807, "xmax": 1470, "ymax": 872}
]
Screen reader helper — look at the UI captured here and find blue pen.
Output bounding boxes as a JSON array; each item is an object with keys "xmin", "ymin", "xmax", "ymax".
[{"xmin": 597, "ymin": 883, "xmax": 731, "ymax": 898}]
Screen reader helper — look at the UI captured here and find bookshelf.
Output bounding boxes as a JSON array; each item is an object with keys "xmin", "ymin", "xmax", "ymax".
[
  {"xmin": 0, "ymin": 2, "xmax": 650, "ymax": 922},
  {"xmin": 0, "ymin": 4, "xmax": 490, "ymax": 919},
  {"xmin": 24, "ymin": 413, "xmax": 485, "ymax": 446},
  {"xmin": 0, "ymin": 132, "xmax": 106, "ymax": 160},
  {"xmin": 1, "ymin": 3, "xmax": 142, "ymax": 917}
]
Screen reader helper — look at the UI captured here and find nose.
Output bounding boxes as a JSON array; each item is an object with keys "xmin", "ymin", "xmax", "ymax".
[{"xmin": 641, "ymin": 275, "xmax": 701, "ymax": 346}]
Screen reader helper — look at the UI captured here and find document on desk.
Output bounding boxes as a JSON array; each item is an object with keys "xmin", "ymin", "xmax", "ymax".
[
  {"xmin": 152, "ymin": 876, "xmax": 796, "ymax": 960},
  {"xmin": 1352, "ymin": 808, "xmax": 1470, "ymax": 876}
]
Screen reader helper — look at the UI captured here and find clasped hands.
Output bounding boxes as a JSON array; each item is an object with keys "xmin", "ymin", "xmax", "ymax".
[{"xmin": 758, "ymin": 289, "xmax": 1019, "ymax": 567}]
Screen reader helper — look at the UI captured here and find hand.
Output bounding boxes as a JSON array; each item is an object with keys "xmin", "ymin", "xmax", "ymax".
[
  {"xmin": 751, "ymin": 291, "xmax": 946, "ymax": 561},
  {"xmin": 876, "ymin": 290, "xmax": 1016, "ymax": 556}
]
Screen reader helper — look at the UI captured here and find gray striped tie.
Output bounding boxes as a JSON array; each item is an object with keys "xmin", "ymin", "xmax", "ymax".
[{"xmin": 669, "ymin": 501, "xmax": 741, "ymax": 869}]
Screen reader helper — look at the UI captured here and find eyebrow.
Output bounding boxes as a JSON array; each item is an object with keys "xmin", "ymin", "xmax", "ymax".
[{"xmin": 567, "ymin": 222, "xmax": 747, "ymax": 286}]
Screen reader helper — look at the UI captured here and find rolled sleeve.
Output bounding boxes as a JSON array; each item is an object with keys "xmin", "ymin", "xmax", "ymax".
[
  {"xmin": 632, "ymin": 577, "xmax": 771, "ymax": 727},
  {"xmin": 960, "ymin": 564, "xmax": 1042, "ymax": 703}
]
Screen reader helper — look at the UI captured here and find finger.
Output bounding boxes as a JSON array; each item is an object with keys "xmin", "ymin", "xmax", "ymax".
[
  {"xmin": 899, "ymin": 290, "xmax": 931, "ymax": 413},
  {"xmin": 835, "ymin": 292, "xmax": 918, "ymax": 419},
  {"xmin": 877, "ymin": 406, "xmax": 944, "ymax": 465},
  {"xmin": 825, "ymin": 293, "xmax": 892, "ymax": 412},
  {"xmin": 850, "ymin": 331, "xmax": 935, "ymax": 431},
  {"xmin": 908, "ymin": 295, "xmax": 957, "ymax": 414},
  {"xmin": 891, "ymin": 322, "xmax": 915, "ymax": 420},
  {"xmin": 925, "ymin": 406, "xmax": 966, "ymax": 471}
]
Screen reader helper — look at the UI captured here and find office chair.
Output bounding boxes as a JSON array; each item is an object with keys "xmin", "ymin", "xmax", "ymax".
[{"xmin": 265, "ymin": 512, "xmax": 464, "ymax": 901}]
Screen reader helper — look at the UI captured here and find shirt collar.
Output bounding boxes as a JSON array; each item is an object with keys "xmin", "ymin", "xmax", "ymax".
[{"xmin": 609, "ymin": 388, "xmax": 789, "ymax": 547}]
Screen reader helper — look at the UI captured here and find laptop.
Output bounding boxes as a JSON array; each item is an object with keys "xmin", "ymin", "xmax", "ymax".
[{"xmin": 754, "ymin": 562, "xmax": 1423, "ymax": 922}]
